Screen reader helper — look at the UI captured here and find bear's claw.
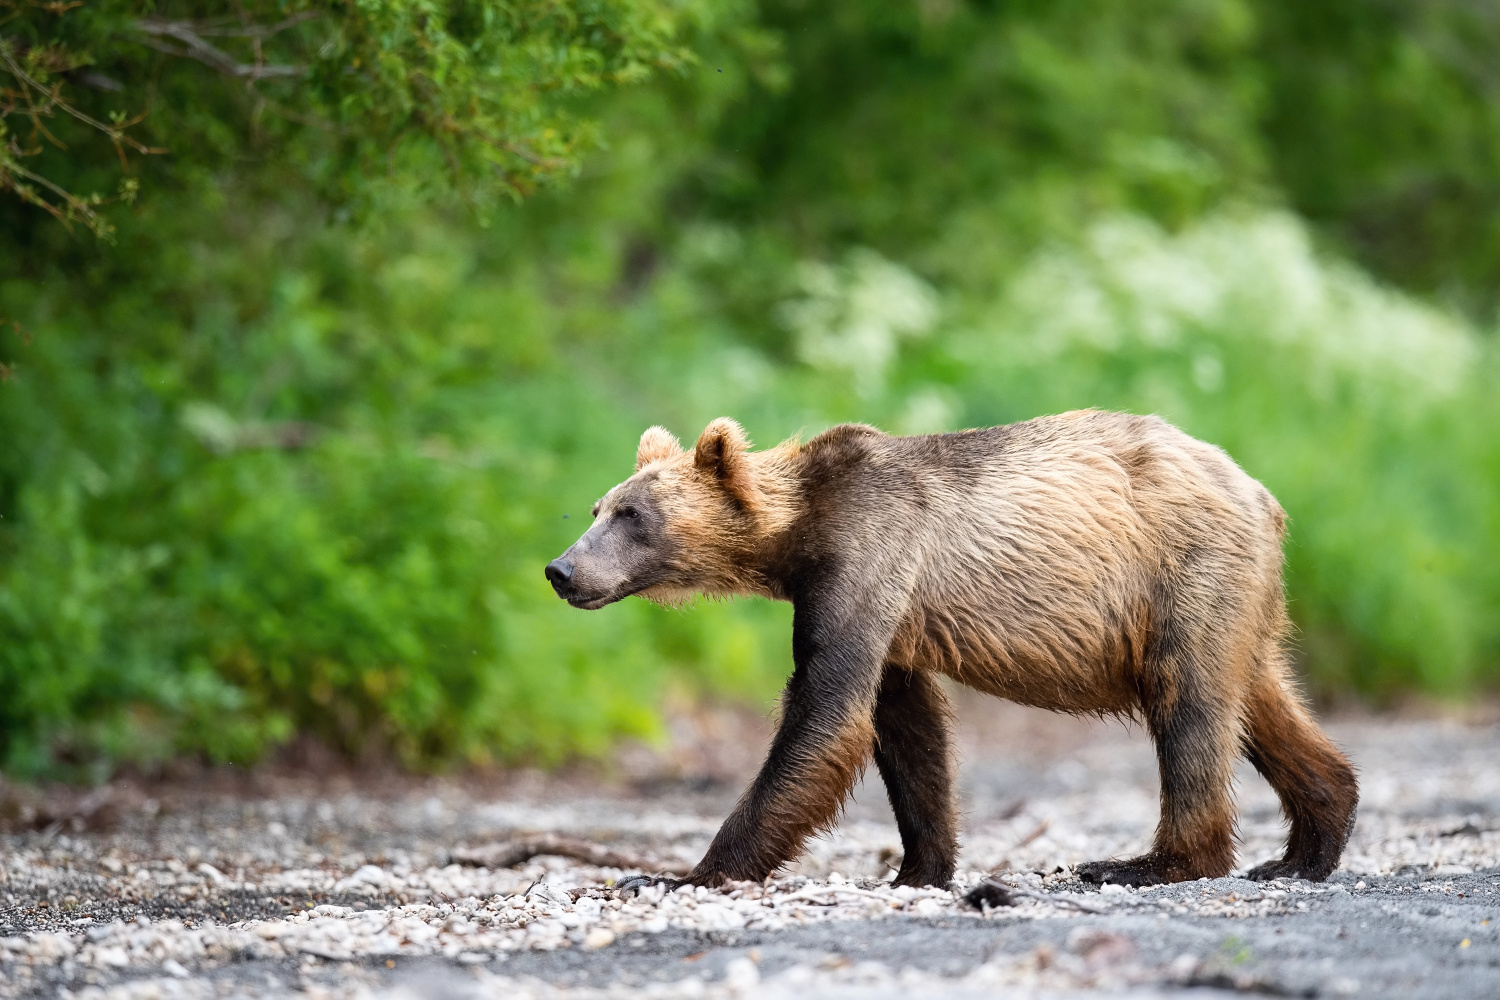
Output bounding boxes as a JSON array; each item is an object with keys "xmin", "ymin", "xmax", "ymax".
[
  {"xmin": 1245, "ymin": 857, "xmax": 1332, "ymax": 882},
  {"xmin": 1245, "ymin": 859, "xmax": 1297, "ymax": 881},
  {"xmin": 1075, "ymin": 857, "xmax": 1172, "ymax": 887}
]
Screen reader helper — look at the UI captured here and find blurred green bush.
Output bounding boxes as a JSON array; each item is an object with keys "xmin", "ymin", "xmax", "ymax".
[{"xmin": 2, "ymin": 0, "xmax": 1498, "ymax": 778}]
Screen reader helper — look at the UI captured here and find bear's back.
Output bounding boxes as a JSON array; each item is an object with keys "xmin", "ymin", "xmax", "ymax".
[
  {"xmin": 849, "ymin": 409, "xmax": 1283, "ymax": 557},
  {"xmin": 828, "ymin": 410, "xmax": 1287, "ymax": 709}
]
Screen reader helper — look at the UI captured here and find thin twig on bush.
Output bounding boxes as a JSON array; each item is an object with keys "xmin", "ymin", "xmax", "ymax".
[{"xmin": 134, "ymin": 19, "xmax": 307, "ymax": 80}]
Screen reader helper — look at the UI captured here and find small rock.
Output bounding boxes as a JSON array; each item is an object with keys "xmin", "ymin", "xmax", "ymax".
[
  {"xmin": 92, "ymin": 946, "xmax": 130, "ymax": 968},
  {"xmin": 961, "ymin": 879, "xmax": 1015, "ymax": 910},
  {"xmin": 352, "ymin": 864, "xmax": 387, "ymax": 885},
  {"xmin": 1068, "ymin": 928, "xmax": 1135, "ymax": 967},
  {"xmin": 725, "ymin": 955, "xmax": 760, "ymax": 989},
  {"xmin": 582, "ymin": 927, "xmax": 615, "ymax": 950},
  {"xmin": 1167, "ymin": 953, "xmax": 1200, "ymax": 981},
  {"xmin": 334, "ymin": 864, "xmax": 389, "ymax": 891}
]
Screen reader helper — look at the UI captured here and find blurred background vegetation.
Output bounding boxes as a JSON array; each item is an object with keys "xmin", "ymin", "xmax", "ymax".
[{"xmin": 2, "ymin": 0, "xmax": 1498, "ymax": 780}]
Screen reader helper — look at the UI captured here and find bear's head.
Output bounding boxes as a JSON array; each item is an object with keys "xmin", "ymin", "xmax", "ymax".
[{"xmin": 545, "ymin": 418, "xmax": 798, "ymax": 609}]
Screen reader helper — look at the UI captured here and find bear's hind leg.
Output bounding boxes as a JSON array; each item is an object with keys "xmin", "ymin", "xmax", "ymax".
[
  {"xmin": 1078, "ymin": 651, "xmax": 1240, "ymax": 886},
  {"xmin": 1242, "ymin": 659, "xmax": 1358, "ymax": 882},
  {"xmin": 873, "ymin": 666, "xmax": 958, "ymax": 887}
]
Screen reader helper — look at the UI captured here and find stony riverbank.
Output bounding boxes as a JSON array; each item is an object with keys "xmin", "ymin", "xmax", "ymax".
[{"xmin": 2, "ymin": 703, "xmax": 1497, "ymax": 998}]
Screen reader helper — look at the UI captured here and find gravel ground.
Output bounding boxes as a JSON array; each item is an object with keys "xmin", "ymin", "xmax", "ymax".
[{"xmin": 2, "ymin": 700, "xmax": 1497, "ymax": 999}]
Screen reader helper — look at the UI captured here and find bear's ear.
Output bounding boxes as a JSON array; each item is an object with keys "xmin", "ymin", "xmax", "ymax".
[
  {"xmin": 694, "ymin": 418, "xmax": 759, "ymax": 507},
  {"xmin": 636, "ymin": 426, "xmax": 684, "ymax": 470}
]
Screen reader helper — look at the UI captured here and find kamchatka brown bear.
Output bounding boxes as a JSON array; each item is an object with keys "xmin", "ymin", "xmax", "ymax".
[{"xmin": 544, "ymin": 411, "xmax": 1359, "ymax": 889}]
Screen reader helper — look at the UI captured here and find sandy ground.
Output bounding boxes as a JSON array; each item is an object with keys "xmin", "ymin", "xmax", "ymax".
[{"xmin": 1, "ymin": 697, "xmax": 1497, "ymax": 999}]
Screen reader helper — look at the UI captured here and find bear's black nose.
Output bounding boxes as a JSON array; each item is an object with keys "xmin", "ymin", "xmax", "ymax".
[{"xmin": 545, "ymin": 558, "xmax": 575, "ymax": 589}]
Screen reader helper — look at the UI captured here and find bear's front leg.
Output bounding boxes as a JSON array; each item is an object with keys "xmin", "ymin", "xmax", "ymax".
[{"xmin": 684, "ymin": 591, "xmax": 896, "ymax": 886}]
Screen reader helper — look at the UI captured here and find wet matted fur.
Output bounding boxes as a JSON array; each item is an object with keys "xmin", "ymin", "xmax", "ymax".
[{"xmin": 545, "ymin": 410, "xmax": 1359, "ymax": 887}]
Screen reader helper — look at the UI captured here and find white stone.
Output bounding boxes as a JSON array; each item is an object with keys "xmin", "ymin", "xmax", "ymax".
[
  {"xmin": 582, "ymin": 927, "xmax": 615, "ymax": 950},
  {"xmin": 724, "ymin": 956, "xmax": 760, "ymax": 990},
  {"xmin": 93, "ymin": 946, "xmax": 131, "ymax": 968}
]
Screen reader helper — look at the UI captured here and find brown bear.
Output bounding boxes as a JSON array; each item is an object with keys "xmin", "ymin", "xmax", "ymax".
[{"xmin": 545, "ymin": 410, "xmax": 1358, "ymax": 889}]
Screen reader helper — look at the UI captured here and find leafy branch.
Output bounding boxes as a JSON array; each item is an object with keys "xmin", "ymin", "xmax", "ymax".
[
  {"xmin": 0, "ymin": 21, "xmax": 159, "ymax": 238},
  {"xmin": 1, "ymin": 0, "xmax": 699, "ymax": 234}
]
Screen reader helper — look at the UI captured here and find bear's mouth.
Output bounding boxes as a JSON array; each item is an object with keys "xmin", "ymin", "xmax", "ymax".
[{"xmin": 565, "ymin": 592, "xmax": 624, "ymax": 610}]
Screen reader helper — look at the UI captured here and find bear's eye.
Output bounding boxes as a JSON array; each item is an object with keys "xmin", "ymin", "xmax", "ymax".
[
  {"xmin": 590, "ymin": 503, "xmax": 600, "ymax": 519},
  {"xmin": 617, "ymin": 505, "xmax": 640, "ymax": 520}
]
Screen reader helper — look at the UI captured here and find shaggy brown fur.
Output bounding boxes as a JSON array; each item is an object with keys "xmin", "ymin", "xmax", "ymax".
[{"xmin": 544, "ymin": 410, "xmax": 1359, "ymax": 888}]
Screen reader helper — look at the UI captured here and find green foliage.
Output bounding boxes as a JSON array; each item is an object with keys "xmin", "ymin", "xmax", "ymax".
[
  {"xmin": 0, "ymin": 175, "xmax": 812, "ymax": 775},
  {"xmin": 0, "ymin": 0, "xmax": 699, "ymax": 234},
  {"xmin": 1251, "ymin": 0, "xmax": 1500, "ymax": 316},
  {"xmin": 2, "ymin": 0, "xmax": 1498, "ymax": 778}
]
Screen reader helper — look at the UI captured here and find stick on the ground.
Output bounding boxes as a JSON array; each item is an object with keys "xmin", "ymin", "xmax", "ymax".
[
  {"xmin": 451, "ymin": 834, "xmax": 690, "ymax": 875},
  {"xmin": 961, "ymin": 877, "xmax": 1108, "ymax": 913}
]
